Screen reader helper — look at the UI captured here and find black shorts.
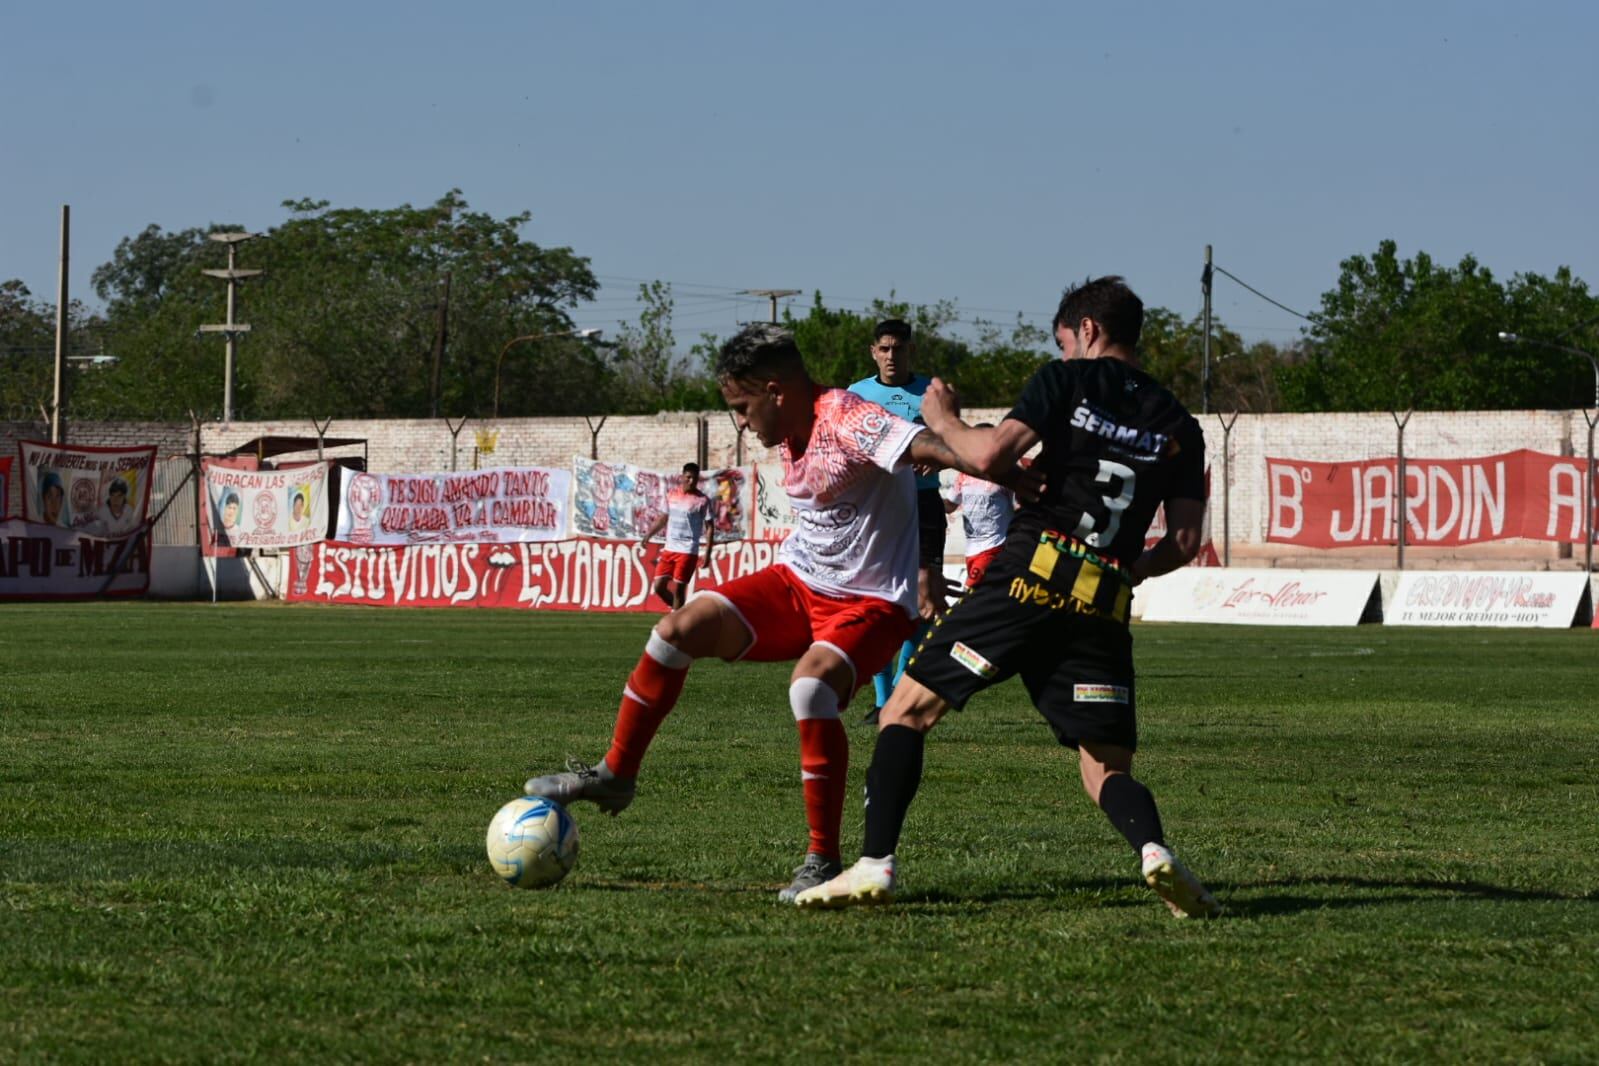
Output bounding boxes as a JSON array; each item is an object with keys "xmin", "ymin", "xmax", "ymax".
[
  {"xmin": 905, "ymin": 554, "xmax": 1137, "ymax": 750},
  {"xmin": 916, "ymin": 488, "xmax": 947, "ymax": 569}
]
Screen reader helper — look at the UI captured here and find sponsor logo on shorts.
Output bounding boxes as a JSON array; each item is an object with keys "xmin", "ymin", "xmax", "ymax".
[
  {"xmin": 950, "ymin": 641, "xmax": 997, "ymax": 679},
  {"xmin": 1073, "ymin": 683, "xmax": 1129, "ymax": 704}
]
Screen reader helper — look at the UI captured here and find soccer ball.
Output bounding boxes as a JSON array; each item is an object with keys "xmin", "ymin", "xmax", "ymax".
[{"xmin": 485, "ymin": 796, "xmax": 580, "ymax": 889}]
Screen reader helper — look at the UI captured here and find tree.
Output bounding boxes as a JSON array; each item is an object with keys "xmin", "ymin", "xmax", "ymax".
[
  {"xmin": 1278, "ymin": 240, "xmax": 1599, "ymax": 411},
  {"xmin": 85, "ymin": 191, "xmax": 600, "ymax": 420},
  {"xmin": 0, "ymin": 279, "xmax": 106, "ymax": 422}
]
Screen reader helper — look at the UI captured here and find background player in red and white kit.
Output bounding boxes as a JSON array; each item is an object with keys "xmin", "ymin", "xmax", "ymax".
[
  {"xmin": 800, "ymin": 277, "xmax": 1222, "ymax": 919},
  {"xmin": 524, "ymin": 323, "xmax": 1038, "ymax": 902},
  {"xmin": 640, "ymin": 462, "xmax": 714, "ymax": 611},
  {"xmin": 942, "ymin": 424, "xmax": 1015, "ymax": 589}
]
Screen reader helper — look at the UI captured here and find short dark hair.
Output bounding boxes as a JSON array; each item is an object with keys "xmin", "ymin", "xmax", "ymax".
[
  {"xmin": 1052, "ymin": 276, "xmax": 1143, "ymax": 348},
  {"xmin": 715, "ymin": 323, "xmax": 807, "ymax": 384},
  {"xmin": 107, "ymin": 479, "xmax": 128, "ymax": 497},
  {"xmin": 874, "ymin": 318, "xmax": 912, "ymax": 344},
  {"xmin": 682, "ymin": 462, "xmax": 701, "ymax": 476}
]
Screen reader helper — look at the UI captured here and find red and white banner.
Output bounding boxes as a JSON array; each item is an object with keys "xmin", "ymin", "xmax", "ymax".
[
  {"xmin": 0, "ymin": 518, "xmax": 151, "ymax": 599},
  {"xmin": 19, "ymin": 440, "xmax": 156, "ymax": 535},
  {"xmin": 203, "ymin": 460, "xmax": 330, "ymax": 550},
  {"xmin": 285, "ymin": 535, "xmax": 784, "ymax": 610},
  {"xmin": 1267, "ymin": 450, "xmax": 1597, "ymax": 548},
  {"xmin": 1387, "ymin": 571, "xmax": 1589, "ymax": 628},
  {"xmin": 1138, "ymin": 567, "xmax": 1377, "ymax": 625},
  {"xmin": 333, "ymin": 466, "xmax": 572, "ymax": 545},
  {"xmin": 0, "ymin": 456, "xmax": 11, "ymax": 518},
  {"xmin": 572, "ymin": 457, "xmax": 752, "ymax": 542}
]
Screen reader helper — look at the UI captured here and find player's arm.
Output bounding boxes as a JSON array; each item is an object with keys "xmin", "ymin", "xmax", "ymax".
[
  {"xmin": 1129, "ymin": 497, "xmax": 1204, "ymax": 585},
  {"xmin": 642, "ymin": 513, "xmax": 667, "ymax": 544},
  {"xmin": 908, "ymin": 378, "xmax": 1042, "ymax": 492},
  {"xmin": 702, "ymin": 505, "xmax": 715, "ymax": 565}
]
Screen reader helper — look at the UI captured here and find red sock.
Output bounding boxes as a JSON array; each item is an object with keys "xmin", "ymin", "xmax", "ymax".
[
  {"xmin": 797, "ymin": 717, "xmax": 848, "ymax": 860},
  {"xmin": 604, "ymin": 640, "xmax": 689, "ymax": 778}
]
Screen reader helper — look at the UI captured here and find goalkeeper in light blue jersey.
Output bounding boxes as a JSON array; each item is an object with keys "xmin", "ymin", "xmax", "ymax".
[{"xmin": 848, "ymin": 319, "xmax": 949, "ymax": 723}]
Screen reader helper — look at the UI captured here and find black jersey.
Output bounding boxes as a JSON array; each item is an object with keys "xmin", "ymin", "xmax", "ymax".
[{"xmin": 997, "ymin": 358, "xmax": 1204, "ymax": 617}]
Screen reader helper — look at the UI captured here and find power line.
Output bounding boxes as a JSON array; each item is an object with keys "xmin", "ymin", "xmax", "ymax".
[{"xmin": 1212, "ymin": 265, "xmax": 1313, "ymax": 322}]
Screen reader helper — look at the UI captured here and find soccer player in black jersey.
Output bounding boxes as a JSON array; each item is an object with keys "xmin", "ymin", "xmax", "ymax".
[{"xmin": 797, "ymin": 276, "xmax": 1222, "ymax": 918}]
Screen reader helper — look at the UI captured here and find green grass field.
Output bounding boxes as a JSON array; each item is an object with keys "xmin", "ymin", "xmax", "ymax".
[{"xmin": 3, "ymin": 603, "xmax": 1597, "ymax": 1063}]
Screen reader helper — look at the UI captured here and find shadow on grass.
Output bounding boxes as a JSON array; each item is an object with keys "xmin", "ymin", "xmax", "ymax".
[{"xmin": 1217, "ymin": 874, "xmax": 1598, "ymax": 918}]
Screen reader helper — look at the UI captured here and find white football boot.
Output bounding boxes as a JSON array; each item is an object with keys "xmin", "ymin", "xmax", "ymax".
[
  {"xmin": 1141, "ymin": 843, "xmax": 1223, "ymax": 919},
  {"xmin": 794, "ymin": 855, "xmax": 897, "ymax": 909}
]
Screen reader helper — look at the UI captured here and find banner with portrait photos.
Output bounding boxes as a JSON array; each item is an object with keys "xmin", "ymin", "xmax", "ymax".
[
  {"xmin": 18, "ymin": 440, "xmax": 156, "ymax": 536},
  {"xmin": 572, "ymin": 456, "xmax": 752, "ymax": 543},
  {"xmin": 333, "ymin": 466, "xmax": 572, "ymax": 545},
  {"xmin": 202, "ymin": 460, "xmax": 331, "ymax": 550}
]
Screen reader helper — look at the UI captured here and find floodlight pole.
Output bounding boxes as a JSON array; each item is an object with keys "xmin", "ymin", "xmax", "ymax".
[
  {"xmin": 201, "ymin": 232, "xmax": 264, "ymax": 423},
  {"xmin": 50, "ymin": 205, "xmax": 70, "ymax": 443},
  {"xmin": 1201, "ymin": 245, "xmax": 1213, "ymax": 416}
]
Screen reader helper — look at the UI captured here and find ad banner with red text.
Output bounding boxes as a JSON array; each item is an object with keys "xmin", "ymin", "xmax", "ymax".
[
  {"xmin": 1387, "ymin": 571, "xmax": 1589, "ymax": 628},
  {"xmin": 284, "ymin": 536, "xmax": 784, "ymax": 610},
  {"xmin": 1267, "ymin": 450, "xmax": 1596, "ymax": 548},
  {"xmin": 1138, "ymin": 567, "xmax": 1377, "ymax": 625}
]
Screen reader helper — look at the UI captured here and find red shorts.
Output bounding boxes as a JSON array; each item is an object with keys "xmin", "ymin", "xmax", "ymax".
[
  {"xmin": 966, "ymin": 546, "xmax": 1003, "ymax": 588},
  {"xmin": 701, "ymin": 564, "xmax": 914, "ymax": 696},
  {"xmin": 653, "ymin": 550, "xmax": 699, "ymax": 584}
]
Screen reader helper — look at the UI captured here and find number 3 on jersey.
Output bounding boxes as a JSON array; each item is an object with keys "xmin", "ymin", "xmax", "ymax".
[{"xmin": 1072, "ymin": 460, "xmax": 1136, "ymax": 547}]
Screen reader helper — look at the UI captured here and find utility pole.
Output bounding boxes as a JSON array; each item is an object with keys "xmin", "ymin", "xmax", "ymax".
[
  {"xmin": 430, "ymin": 271, "xmax": 452, "ymax": 418},
  {"xmin": 200, "ymin": 232, "xmax": 263, "ymax": 423},
  {"xmin": 741, "ymin": 288, "xmax": 800, "ymax": 324},
  {"xmin": 1201, "ymin": 245, "xmax": 1213, "ymax": 416},
  {"xmin": 50, "ymin": 205, "xmax": 69, "ymax": 443}
]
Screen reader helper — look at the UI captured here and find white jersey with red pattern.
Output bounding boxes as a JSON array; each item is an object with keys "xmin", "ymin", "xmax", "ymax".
[
  {"xmin": 776, "ymin": 387, "xmax": 924, "ymax": 616},
  {"xmin": 663, "ymin": 488, "xmax": 712, "ymax": 554},
  {"xmin": 948, "ymin": 472, "xmax": 1014, "ymax": 556}
]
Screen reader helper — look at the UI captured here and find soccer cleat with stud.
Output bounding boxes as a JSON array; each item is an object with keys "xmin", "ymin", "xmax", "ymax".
[
  {"xmin": 777, "ymin": 852, "xmax": 843, "ymax": 904},
  {"xmin": 523, "ymin": 757, "xmax": 635, "ymax": 816},
  {"xmin": 794, "ymin": 855, "xmax": 897, "ymax": 909},
  {"xmin": 1141, "ymin": 843, "xmax": 1222, "ymax": 919}
]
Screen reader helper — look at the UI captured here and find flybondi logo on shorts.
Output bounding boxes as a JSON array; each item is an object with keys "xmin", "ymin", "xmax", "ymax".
[
  {"xmin": 950, "ymin": 641, "xmax": 997, "ymax": 679},
  {"xmin": 1073, "ymin": 683, "xmax": 1128, "ymax": 704}
]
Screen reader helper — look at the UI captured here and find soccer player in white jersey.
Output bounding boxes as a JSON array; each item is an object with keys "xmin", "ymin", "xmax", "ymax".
[
  {"xmin": 525, "ymin": 323, "xmax": 1038, "ymax": 902},
  {"xmin": 640, "ymin": 462, "xmax": 715, "ymax": 611},
  {"xmin": 942, "ymin": 425, "xmax": 1015, "ymax": 589}
]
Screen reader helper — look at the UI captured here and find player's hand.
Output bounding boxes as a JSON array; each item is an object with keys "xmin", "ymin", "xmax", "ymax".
[
  {"xmin": 922, "ymin": 377, "xmax": 961, "ymax": 431},
  {"xmin": 997, "ymin": 461, "xmax": 1045, "ymax": 503},
  {"xmin": 918, "ymin": 567, "xmax": 948, "ymax": 621}
]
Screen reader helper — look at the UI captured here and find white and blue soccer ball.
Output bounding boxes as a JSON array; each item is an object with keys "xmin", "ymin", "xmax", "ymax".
[{"xmin": 485, "ymin": 796, "xmax": 580, "ymax": 889}]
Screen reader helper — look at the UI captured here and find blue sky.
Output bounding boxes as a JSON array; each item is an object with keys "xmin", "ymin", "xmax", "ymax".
[{"xmin": 3, "ymin": 1, "xmax": 1596, "ymax": 346}]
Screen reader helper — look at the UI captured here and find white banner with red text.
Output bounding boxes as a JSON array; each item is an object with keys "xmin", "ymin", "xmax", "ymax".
[
  {"xmin": 19, "ymin": 440, "xmax": 156, "ymax": 536},
  {"xmin": 1267, "ymin": 450, "xmax": 1597, "ymax": 548},
  {"xmin": 283, "ymin": 535, "xmax": 784, "ymax": 610},
  {"xmin": 333, "ymin": 465, "xmax": 572, "ymax": 545},
  {"xmin": 1387, "ymin": 571, "xmax": 1589, "ymax": 628},
  {"xmin": 203, "ymin": 461, "xmax": 331, "ymax": 550},
  {"xmin": 0, "ymin": 518, "xmax": 151, "ymax": 599},
  {"xmin": 1138, "ymin": 567, "xmax": 1377, "ymax": 625}
]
